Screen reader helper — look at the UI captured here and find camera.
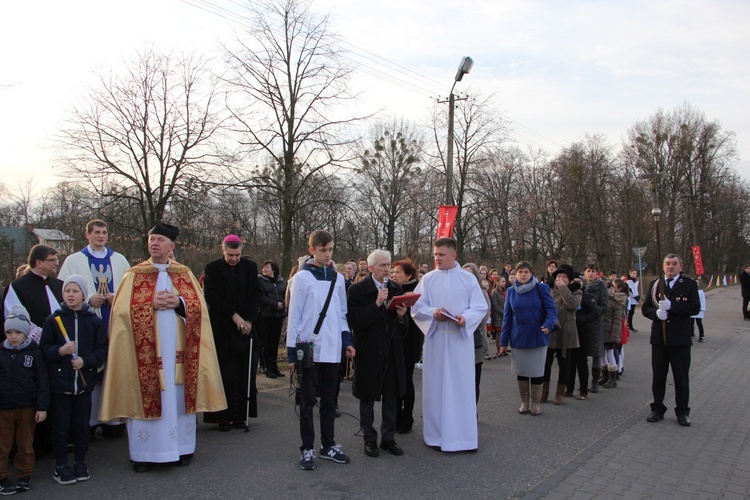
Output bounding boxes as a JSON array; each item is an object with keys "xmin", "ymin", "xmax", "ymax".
[{"xmin": 295, "ymin": 341, "xmax": 314, "ymax": 368}]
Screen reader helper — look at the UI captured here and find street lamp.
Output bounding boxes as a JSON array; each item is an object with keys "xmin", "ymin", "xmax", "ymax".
[
  {"xmin": 638, "ymin": 172, "xmax": 667, "ymax": 343},
  {"xmin": 445, "ymin": 56, "xmax": 473, "ymax": 205}
]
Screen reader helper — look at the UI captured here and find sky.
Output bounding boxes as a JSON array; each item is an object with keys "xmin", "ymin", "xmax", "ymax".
[{"xmin": 1, "ymin": 0, "xmax": 749, "ymax": 191}]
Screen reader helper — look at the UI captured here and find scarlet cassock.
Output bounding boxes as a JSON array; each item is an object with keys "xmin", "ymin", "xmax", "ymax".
[
  {"xmin": 411, "ymin": 262, "xmax": 487, "ymax": 452},
  {"xmin": 99, "ymin": 259, "xmax": 226, "ymax": 463}
]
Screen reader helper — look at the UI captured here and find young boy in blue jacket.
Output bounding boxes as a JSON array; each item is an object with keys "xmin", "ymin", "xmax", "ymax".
[
  {"xmin": 0, "ymin": 305, "xmax": 49, "ymax": 495},
  {"xmin": 40, "ymin": 275, "xmax": 107, "ymax": 486}
]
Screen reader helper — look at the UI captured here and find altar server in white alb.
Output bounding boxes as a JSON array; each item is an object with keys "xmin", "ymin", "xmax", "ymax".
[{"xmin": 411, "ymin": 237, "xmax": 488, "ymax": 452}]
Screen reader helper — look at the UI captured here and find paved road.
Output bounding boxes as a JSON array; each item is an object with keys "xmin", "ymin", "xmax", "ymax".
[{"xmin": 19, "ymin": 286, "xmax": 748, "ymax": 499}]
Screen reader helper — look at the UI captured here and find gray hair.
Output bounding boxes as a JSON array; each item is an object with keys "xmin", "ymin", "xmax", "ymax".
[
  {"xmin": 664, "ymin": 253, "xmax": 683, "ymax": 266},
  {"xmin": 367, "ymin": 249, "xmax": 391, "ymax": 267},
  {"xmin": 462, "ymin": 262, "xmax": 482, "ymax": 286}
]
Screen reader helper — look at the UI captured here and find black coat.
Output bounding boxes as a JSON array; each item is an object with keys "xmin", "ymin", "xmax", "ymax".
[
  {"xmin": 40, "ymin": 304, "xmax": 108, "ymax": 395},
  {"xmin": 0, "ymin": 339, "xmax": 49, "ymax": 410},
  {"xmin": 258, "ymin": 274, "xmax": 287, "ymax": 319},
  {"xmin": 642, "ymin": 275, "xmax": 701, "ymax": 346},
  {"xmin": 4, "ymin": 272, "xmax": 63, "ymax": 328},
  {"xmin": 401, "ymin": 280, "xmax": 425, "ymax": 365},
  {"xmin": 347, "ymin": 277, "xmax": 407, "ymax": 401},
  {"xmin": 740, "ymin": 272, "xmax": 750, "ymax": 298}
]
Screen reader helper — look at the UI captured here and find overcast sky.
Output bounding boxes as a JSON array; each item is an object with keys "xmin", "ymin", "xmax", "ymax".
[{"xmin": 2, "ymin": 0, "xmax": 748, "ymax": 190}]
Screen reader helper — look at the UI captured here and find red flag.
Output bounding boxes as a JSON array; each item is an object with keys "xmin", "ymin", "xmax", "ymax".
[
  {"xmin": 436, "ymin": 205, "xmax": 458, "ymax": 239},
  {"xmin": 691, "ymin": 245, "xmax": 704, "ymax": 275}
]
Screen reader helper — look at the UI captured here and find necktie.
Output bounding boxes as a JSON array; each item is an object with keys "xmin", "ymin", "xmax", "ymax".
[{"xmin": 666, "ymin": 278, "xmax": 673, "ymax": 290}]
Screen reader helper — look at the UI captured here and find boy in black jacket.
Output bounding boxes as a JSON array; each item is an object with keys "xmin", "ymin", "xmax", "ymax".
[
  {"xmin": 40, "ymin": 275, "xmax": 107, "ymax": 485},
  {"xmin": 0, "ymin": 305, "xmax": 49, "ymax": 495}
]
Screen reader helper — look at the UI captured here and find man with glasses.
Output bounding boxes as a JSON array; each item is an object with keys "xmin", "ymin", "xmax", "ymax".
[{"xmin": 3, "ymin": 245, "xmax": 64, "ymax": 343}]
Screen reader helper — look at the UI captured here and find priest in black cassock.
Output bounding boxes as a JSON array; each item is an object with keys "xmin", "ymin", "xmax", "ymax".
[{"xmin": 202, "ymin": 235, "xmax": 261, "ymax": 431}]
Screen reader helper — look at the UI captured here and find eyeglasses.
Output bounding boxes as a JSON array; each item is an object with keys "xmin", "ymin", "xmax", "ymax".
[
  {"xmin": 43, "ymin": 258, "xmax": 59, "ymax": 263},
  {"xmin": 6, "ymin": 313, "xmax": 30, "ymax": 323}
]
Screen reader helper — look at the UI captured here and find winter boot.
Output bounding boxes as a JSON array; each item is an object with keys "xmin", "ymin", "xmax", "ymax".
[
  {"xmin": 603, "ymin": 367, "xmax": 618, "ymax": 388},
  {"xmin": 554, "ymin": 383, "xmax": 567, "ymax": 405},
  {"xmin": 540, "ymin": 381, "xmax": 550, "ymax": 403},
  {"xmin": 517, "ymin": 380, "xmax": 530, "ymax": 414},
  {"xmin": 530, "ymin": 383, "xmax": 543, "ymax": 416}
]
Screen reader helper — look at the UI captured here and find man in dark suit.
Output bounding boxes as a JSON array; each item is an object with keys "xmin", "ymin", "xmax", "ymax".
[
  {"xmin": 202, "ymin": 235, "xmax": 261, "ymax": 431},
  {"xmin": 347, "ymin": 249, "xmax": 408, "ymax": 458},
  {"xmin": 642, "ymin": 253, "xmax": 701, "ymax": 426},
  {"xmin": 739, "ymin": 263, "xmax": 750, "ymax": 320}
]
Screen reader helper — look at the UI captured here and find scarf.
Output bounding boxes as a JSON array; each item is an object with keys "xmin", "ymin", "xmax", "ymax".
[{"xmin": 514, "ymin": 275, "xmax": 538, "ymax": 294}]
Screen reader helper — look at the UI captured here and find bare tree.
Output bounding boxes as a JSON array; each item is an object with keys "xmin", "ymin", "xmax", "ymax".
[
  {"xmin": 57, "ymin": 48, "xmax": 227, "ymax": 249},
  {"xmin": 223, "ymin": 0, "xmax": 365, "ymax": 275}
]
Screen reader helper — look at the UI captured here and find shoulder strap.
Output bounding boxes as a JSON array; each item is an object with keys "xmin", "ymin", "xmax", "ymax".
[{"xmin": 313, "ymin": 272, "xmax": 337, "ymax": 336}]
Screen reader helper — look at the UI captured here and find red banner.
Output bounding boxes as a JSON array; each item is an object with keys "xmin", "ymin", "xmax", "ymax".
[
  {"xmin": 436, "ymin": 205, "xmax": 458, "ymax": 239},
  {"xmin": 692, "ymin": 245, "xmax": 704, "ymax": 275}
]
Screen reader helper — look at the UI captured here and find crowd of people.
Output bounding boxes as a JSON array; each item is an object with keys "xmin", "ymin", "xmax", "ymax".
[{"xmin": 0, "ymin": 218, "xmax": 720, "ymax": 490}]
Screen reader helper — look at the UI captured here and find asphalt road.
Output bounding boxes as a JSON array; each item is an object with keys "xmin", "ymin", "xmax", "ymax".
[{"xmin": 20, "ymin": 285, "xmax": 743, "ymax": 499}]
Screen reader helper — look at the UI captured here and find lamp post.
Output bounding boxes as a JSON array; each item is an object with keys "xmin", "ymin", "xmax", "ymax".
[
  {"xmin": 443, "ymin": 56, "xmax": 473, "ymax": 205},
  {"xmin": 639, "ymin": 172, "xmax": 667, "ymax": 343}
]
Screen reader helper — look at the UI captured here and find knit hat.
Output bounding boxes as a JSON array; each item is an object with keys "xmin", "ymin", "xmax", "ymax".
[
  {"xmin": 63, "ymin": 274, "xmax": 90, "ymax": 297},
  {"xmin": 4, "ymin": 304, "xmax": 31, "ymax": 335}
]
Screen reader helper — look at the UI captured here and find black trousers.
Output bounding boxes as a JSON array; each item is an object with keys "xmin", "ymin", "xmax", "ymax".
[
  {"xmin": 397, "ymin": 361, "xmax": 416, "ymax": 431},
  {"xmin": 566, "ymin": 347, "xmax": 589, "ymax": 394},
  {"xmin": 359, "ymin": 362, "xmax": 397, "ymax": 444},
  {"xmin": 299, "ymin": 362, "xmax": 338, "ymax": 452},
  {"xmin": 262, "ymin": 316, "xmax": 284, "ymax": 373},
  {"xmin": 651, "ymin": 344, "xmax": 691, "ymax": 417},
  {"xmin": 627, "ymin": 306, "xmax": 637, "ymax": 328},
  {"xmin": 543, "ymin": 348, "xmax": 570, "ymax": 385},
  {"xmin": 50, "ymin": 392, "xmax": 92, "ymax": 466},
  {"xmin": 743, "ymin": 296, "xmax": 750, "ymax": 319}
]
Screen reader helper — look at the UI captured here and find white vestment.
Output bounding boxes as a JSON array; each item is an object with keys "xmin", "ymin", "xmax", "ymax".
[
  {"xmin": 126, "ymin": 263, "xmax": 196, "ymax": 463},
  {"xmin": 411, "ymin": 262, "xmax": 488, "ymax": 451}
]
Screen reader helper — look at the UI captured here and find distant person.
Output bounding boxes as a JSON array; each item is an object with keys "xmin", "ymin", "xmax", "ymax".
[
  {"xmin": 739, "ymin": 263, "xmax": 750, "ymax": 321},
  {"xmin": 462, "ymin": 263, "xmax": 490, "ymax": 404},
  {"xmin": 411, "ymin": 238, "xmax": 487, "ymax": 451},
  {"xmin": 691, "ymin": 281, "xmax": 706, "ymax": 342},
  {"xmin": 642, "ymin": 254, "xmax": 700, "ymax": 426},
  {"xmin": 626, "ymin": 268, "xmax": 641, "ymax": 331},
  {"xmin": 259, "ymin": 260, "xmax": 287, "ymax": 379}
]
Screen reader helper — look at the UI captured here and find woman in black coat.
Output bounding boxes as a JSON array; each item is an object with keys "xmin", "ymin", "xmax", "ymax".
[
  {"xmin": 390, "ymin": 259, "xmax": 423, "ymax": 434},
  {"xmin": 258, "ymin": 261, "xmax": 287, "ymax": 378}
]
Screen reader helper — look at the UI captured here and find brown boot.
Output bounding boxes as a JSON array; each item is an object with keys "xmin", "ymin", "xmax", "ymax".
[
  {"xmin": 554, "ymin": 383, "xmax": 566, "ymax": 405},
  {"xmin": 517, "ymin": 380, "xmax": 530, "ymax": 414},
  {"xmin": 603, "ymin": 367, "xmax": 618, "ymax": 388},
  {"xmin": 540, "ymin": 381, "xmax": 550, "ymax": 403},
  {"xmin": 530, "ymin": 383, "xmax": 543, "ymax": 415}
]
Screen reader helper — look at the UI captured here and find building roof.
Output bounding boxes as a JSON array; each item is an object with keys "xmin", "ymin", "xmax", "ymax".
[
  {"xmin": 0, "ymin": 227, "xmax": 35, "ymax": 255},
  {"xmin": 32, "ymin": 228, "xmax": 73, "ymax": 241}
]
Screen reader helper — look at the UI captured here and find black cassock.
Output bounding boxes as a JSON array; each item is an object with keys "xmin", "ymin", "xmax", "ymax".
[{"xmin": 202, "ymin": 257, "xmax": 261, "ymax": 423}]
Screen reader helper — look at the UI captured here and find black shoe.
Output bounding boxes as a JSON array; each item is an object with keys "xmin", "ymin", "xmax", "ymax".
[
  {"xmin": 0, "ymin": 477, "xmax": 18, "ymax": 495},
  {"xmin": 53, "ymin": 464, "xmax": 77, "ymax": 485},
  {"xmin": 133, "ymin": 462, "xmax": 151, "ymax": 473},
  {"xmin": 397, "ymin": 422, "xmax": 413, "ymax": 434},
  {"xmin": 646, "ymin": 412, "xmax": 664, "ymax": 423},
  {"xmin": 380, "ymin": 441, "xmax": 404, "ymax": 456},
  {"xmin": 176, "ymin": 455, "xmax": 191, "ymax": 467},
  {"xmin": 74, "ymin": 462, "xmax": 90, "ymax": 482},
  {"xmin": 218, "ymin": 423, "xmax": 231, "ymax": 432},
  {"xmin": 364, "ymin": 441, "xmax": 379, "ymax": 457},
  {"xmin": 699, "ymin": 337, "xmax": 705, "ymax": 342},
  {"xmin": 266, "ymin": 371, "xmax": 278, "ymax": 379},
  {"xmin": 299, "ymin": 449, "xmax": 315, "ymax": 471},
  {"xmin": 273, "ymin": 369, "xmax": 286, "ymax": 377},
  {"xmin": 677, "ymin": 415, "xmax": 691, "ymax": 426},
  {"xmin": 16, "ymin": 477, "xmax": 30, "ymax": 492},
  {"xmin": 319, "ymin": 444, "xmax": 350, "ymax": 464}
]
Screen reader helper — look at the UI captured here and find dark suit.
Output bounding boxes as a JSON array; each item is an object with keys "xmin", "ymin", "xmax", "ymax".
[
  {"xmin": 739, "ymin": 272, "xmax": 750, "ymax": 319},
  {"xmin": 642, "ymin": 274, "xmax": 700, "ymax": 417},
  {"xmin": 347, "ymin": 277, "xmax": 407, "ymax": 445},
  {"xmin": 202, "ymin": 257, "xmax": 261, "ymax": 423}
]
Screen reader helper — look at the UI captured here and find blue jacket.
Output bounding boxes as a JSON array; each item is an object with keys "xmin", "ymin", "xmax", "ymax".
[
  {"xmin": 0, "ymin": 338, "xmax": 49, "ymax": 410},
  {"xmin": 40, "ymin": 303, "xmax": 108, "ymax": 395},
  {"xmin": 500, "ymin": 282, "xmax": 557, "ymax": 348}
]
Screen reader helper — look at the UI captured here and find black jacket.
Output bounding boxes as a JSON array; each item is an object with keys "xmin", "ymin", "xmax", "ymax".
[
  {"xmin": 347, "ymin": 277, "xmax": 407, "ymax": 401},
  {"xmin": 642, "ymin": 275, "xmax": 701, "ymax": 346},
  {"xmin": 0, "ymin": 338, "xmax": 49, "ymax": 410},
  {"xmin": 740, "ymin": 272, "xmax": 750, "ymax": 299},
  {"xmin": 258, "ymin": 274, "xmax": 287, "ymax": 319},
  {"xmin": 401, "ymin": 280, "xmax": 425, "ymax": 365},
  {"xmin": 40, "ymin": 303, "xmax": 108, "ymax": 395}
]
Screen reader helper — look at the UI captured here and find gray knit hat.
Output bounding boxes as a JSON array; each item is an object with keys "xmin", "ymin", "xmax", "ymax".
[
  {"xmin": 63, "ymin": 274, "xmax": 90, "ymax": 297},
  {"xmin": 4, "ymin": 304, "xmax": 31, "ymax": 335}
]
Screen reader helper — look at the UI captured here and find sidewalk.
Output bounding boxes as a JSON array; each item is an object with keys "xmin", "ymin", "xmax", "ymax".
[{"xmin": 524, "ymin": 320, "xmax": 750, "ymax": 499}]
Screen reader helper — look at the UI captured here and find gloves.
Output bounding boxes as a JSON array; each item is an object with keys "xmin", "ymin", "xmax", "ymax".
[
  {"xmin": 658, "ymin": 299, "xmax": 672, "ymax": 311},
  {"xmin": 656, "ymin": 309, "xmax": 668, "ymax": 321}
]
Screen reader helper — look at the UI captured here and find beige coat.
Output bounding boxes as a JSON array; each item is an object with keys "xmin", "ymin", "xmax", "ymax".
[{"xmin": 549, "ymin": 283, "xmax": 583, "ymax": 354}]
